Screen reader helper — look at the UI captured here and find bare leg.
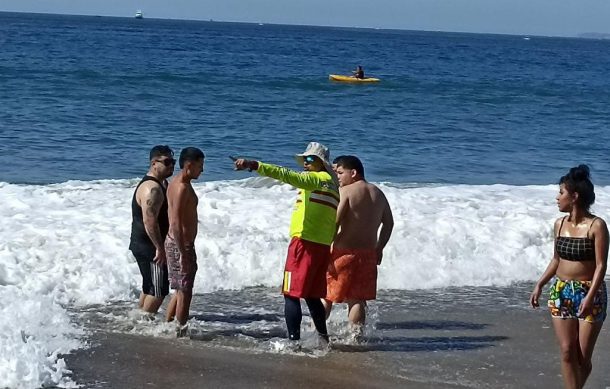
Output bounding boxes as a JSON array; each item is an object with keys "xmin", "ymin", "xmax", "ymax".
[
  {"xmin": 552, "ymin": 319, "xmax": 580, "ymax": 389},
  {"xmin": 577, "ymin": 320, "xmax": 603, "ymax": 388},
  {"xmin": 165, "ymin": 293, "xmax": 177, "ymax": 322},
  {"xmin": 175, "ymin": 290, "xmax": 193, "ymax": 326},
  {"xmin": 141, "ymin": 295, "xmax": 164, "ymax": 314},
  {"xmin": 138, "ymin": 292, "xmax": 146, "ymax": 309},
  {"xmin": 347, "ymin": 300, "xmax": 366, "ymax": 326},
  {"xmin": 321, "ymin": 299, "xmax": 333, "ymax": 319}
]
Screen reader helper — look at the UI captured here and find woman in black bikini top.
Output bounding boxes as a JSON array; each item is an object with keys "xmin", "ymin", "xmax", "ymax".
[
  {"xmin": 555, "ymin": 215, "xmax": 597, "ymax": 262},
  {"xmin": 530, "ymin": 165, "xmax": 608, "ymax": 389}
]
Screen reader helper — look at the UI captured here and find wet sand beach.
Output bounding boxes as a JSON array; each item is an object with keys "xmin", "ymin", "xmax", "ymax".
[
  {"xmin": 64, "ymin": 284, "xmax": 610, "ymax": 389},
  {"xmin": 65, "ymin": 332, "xmax": 448, "ymax": 389}
]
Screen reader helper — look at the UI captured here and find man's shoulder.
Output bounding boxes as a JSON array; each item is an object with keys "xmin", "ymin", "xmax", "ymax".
[
  {"xmin": 368, "ymin": 181, "xmax": 385, "ymax": 194},
  {"xmin": 167, "ymin": 179, "xmax": 189, "ymax": 195},
  {"xmin": 307, "ymin": 170, "xmax": 329, "ymax": 177},
  {"xmin": 358, "ymin": 180, "xmax": 383, "ymax": 193},
  {"xmin": 345, "ymin": 181, "xmax": 388, "ymax": 203},
  {"xmin": 344, "ymin": 180, "xmax": 369, "ymax": 192},
  {"xmin": 368, "ymin": 183, "xmax": 390, "ymax": 205},
  {"xmin": 309, "ymin": 170, "xmax": 337, "ymax": 190},
  {"xmin": 136, "ymin": 179, "xmax": 158, "ymax": 196}
]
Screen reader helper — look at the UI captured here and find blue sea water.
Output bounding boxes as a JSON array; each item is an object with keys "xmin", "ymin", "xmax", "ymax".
[{"xmin": 1, "ymin": 11, "xmax": 610, "ymax": 185}]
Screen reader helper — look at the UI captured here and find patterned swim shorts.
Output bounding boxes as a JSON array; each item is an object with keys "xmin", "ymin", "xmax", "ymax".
[
  {"xmin": 548, "ymin": 278, "xmax": 607, "ymax": 323},
  {"xmin": 165, "ymin": 235, "xmax": 198, "ymax": 292}
]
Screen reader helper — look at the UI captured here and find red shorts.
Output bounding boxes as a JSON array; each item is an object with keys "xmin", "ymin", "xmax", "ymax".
[{"xmin": 282, "ymin": 237, "xmax": 330, "ymax": 299}]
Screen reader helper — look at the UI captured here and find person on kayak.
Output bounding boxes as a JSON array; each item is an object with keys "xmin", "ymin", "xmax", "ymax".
[{"xmin": 352, "ymin": 66, "xmax": 364, "ymax": 79}]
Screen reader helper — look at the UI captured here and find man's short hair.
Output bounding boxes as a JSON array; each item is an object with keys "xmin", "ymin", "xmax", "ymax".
[
  {"xmin": 149, "ymin": 145, "xmax": 174, "ymax": 161},
  {"xmin": 332, "ymin": 155, "xmax": 347, "ymax": 165},
  {"xmin": 334, "ymin": 155, "xmax": 365, "ymax": 177},
  {"xmin": 179, "ymin": 147, "xmax": 205, "ymax": 169}
]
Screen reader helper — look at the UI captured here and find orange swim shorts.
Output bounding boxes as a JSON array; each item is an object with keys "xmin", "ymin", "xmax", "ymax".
[{"xmin": 325, "ymin": 248, "xmax": 378, "ymax": 302}]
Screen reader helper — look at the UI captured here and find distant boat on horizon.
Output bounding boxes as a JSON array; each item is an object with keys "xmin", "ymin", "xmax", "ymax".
[{"xmin": 134, "ymin": 10, "xmax": 143, "ymax": 19}]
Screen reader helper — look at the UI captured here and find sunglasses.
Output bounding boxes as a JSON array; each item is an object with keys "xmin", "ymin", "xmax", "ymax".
[
  {"xmin": 155, "ymin": 158, "xmax": 176, "ymax": 166},
  {"xmin": 304, "ymin": 156, "xmax": 317, "ymax": 164}
]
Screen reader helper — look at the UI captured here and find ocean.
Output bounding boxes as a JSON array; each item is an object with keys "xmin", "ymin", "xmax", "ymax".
[{"xmin": 1, "ymin": 12, "xmax": 610, "ymax": 388}]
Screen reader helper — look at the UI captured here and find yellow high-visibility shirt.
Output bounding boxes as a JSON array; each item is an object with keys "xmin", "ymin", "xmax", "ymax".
[{"xmin": 257, "ymin": 162, "xmax": 339, "ymax": 245}]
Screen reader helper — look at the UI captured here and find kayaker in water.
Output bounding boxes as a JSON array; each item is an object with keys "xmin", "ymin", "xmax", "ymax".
[{"xmin": 352, "ymin": 66, "xmax": 364, "ymax": 79}]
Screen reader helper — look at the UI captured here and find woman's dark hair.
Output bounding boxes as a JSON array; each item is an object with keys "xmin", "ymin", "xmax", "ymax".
[{"xmin": 559, "ymin": 164, "xmax": 595, "ymax": 210}]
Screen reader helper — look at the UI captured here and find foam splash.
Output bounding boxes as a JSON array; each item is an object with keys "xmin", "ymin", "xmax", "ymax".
[
  {"xmin": 0, "ymin": 287, "xmax": 83, "ymax": 389},
  {"xmin": 6, "ymin": 179, "xmax": 606, "ymax": 298}
]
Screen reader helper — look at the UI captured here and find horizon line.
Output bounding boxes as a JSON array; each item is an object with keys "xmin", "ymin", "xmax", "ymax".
[{"xmin": 2, "ymin": 10, "xmax": 608, "ymax": 40}]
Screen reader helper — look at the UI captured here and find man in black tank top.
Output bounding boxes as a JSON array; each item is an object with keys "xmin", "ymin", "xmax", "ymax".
[{"xmin": 129, "ymin": 145, "xmax": 175, "ymax": 314}]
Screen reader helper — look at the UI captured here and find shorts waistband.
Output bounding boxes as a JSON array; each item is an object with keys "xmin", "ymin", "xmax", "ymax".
[
  {"xmin": 553, "ymin": 277, "xmax": 598, "ymax": 285},
  {"xmin": 331, "ymin": 247, "xmax": 377, "ymax": 256}
]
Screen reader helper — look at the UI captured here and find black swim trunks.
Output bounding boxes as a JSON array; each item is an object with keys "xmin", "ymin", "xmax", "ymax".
[{"xmin": 132, "ymin": 248, "xmax": 170, "ymax": 297}]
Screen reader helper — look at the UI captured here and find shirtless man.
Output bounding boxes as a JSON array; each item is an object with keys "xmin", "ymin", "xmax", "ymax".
[
  {"xmin": 164, "ymin": 147, "xmax": 205, "ymax": 336},
  {"xmin": 129, "ymin": 145, "xmax": 175, "ymax": 315},
  {"xmin": 323, "ymin": 155, "xmax": 393, "ymax": 334}
]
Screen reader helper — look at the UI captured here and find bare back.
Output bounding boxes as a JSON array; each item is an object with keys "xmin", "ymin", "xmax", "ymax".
[
  {"xmin": 167, "ymin": 173, "xmax": 199, "ymax": 245},
  {"xmin": 334, "ymin": 180, "xmax": 392, "ymax": 249}
]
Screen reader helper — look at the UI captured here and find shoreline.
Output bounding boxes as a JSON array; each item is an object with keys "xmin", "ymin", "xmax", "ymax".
[
  {"xmin": 64, "ymin": 331, "xmax": 458, "ymax": 389},
  {"xmin": 62, "ymin": 286, "xmax": 610, "ymax": 388}
]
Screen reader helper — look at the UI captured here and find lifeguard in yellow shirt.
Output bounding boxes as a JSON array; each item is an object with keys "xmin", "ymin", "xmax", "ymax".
[{"xmin": 234, "ymin": 142, "xmax": 339, "ymax": 346}]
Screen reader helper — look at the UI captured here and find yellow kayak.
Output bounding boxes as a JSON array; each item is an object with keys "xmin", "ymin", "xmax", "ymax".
[{"xmin": 329, "ymin": 74, "xmax": 380, "ymax": 83}]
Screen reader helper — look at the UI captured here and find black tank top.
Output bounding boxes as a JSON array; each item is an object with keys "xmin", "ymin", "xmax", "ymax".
[{"xmin": 129, "ymin": 175, "xmax": 169, "ymax": 255}]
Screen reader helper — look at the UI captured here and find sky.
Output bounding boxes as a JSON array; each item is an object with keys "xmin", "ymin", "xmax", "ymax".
[{"xmin": 1, "ymin": 0, "xmax": 609, "ymax": 37}]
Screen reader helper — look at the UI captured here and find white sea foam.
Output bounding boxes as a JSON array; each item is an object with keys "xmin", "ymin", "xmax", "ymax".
[
  {"xmin": 1, "ymin": 178, "xmax": 609, "ymax": 388},
  {"xmin": 0, "ymin": 287, "xmax": 83, "ymax": 389}
]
